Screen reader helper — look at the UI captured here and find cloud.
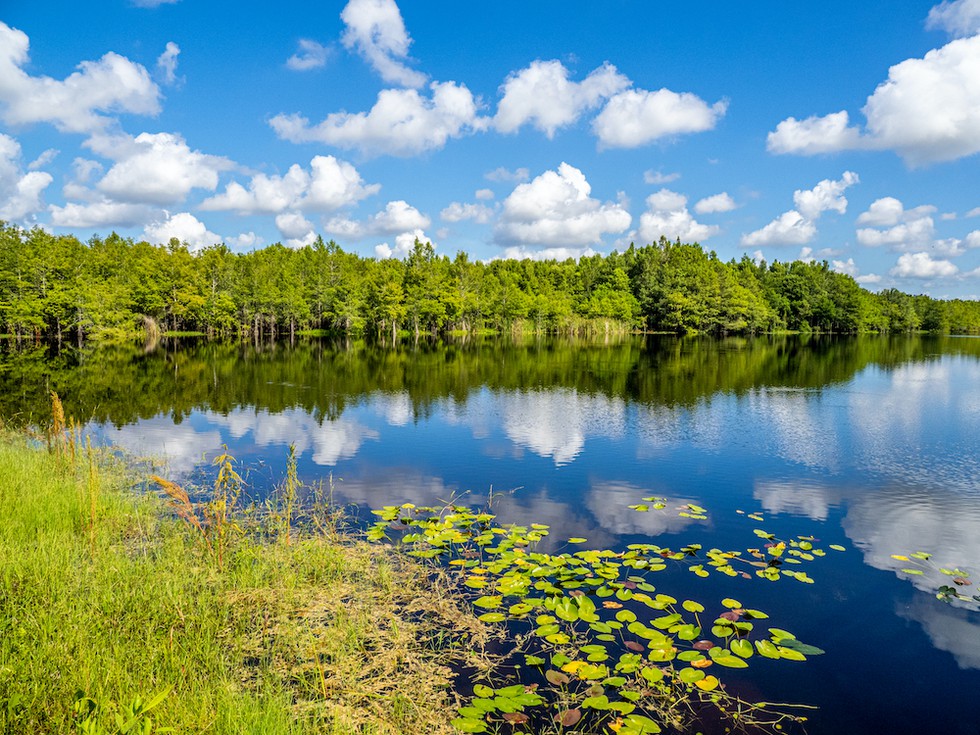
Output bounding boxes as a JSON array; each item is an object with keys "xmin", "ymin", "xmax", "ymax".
[
  {"xmin": 474, "ymin": 188, "xmax": 494, "ymax": 200},
  {"xmin": 49, "ymin": 200, "xmax": 158, "ymax": 228},
  {"xmin": 644, "ymin": 169, "xmax": 681, "ymax": 185},
  {"xmin": 28, "ymin": 148, "xmax": 58, "ymax": 170},
  {"xmin": 374, "ymin": 228, "xmax": 434, "ymax": 259},
  {"xmin": 767, "ymin": 111, "xmax": 865, "ymax": 156},
  {"xmin": 742, "ymin": 172, "xmax": 858, "ymax": 247},
  {"xmin": 0, "ymin": 133, "xmax": 53, "ymax": 221},
  {"xmin": 130, "ymin": 0, "xmax": 180, "ymax": 7},
  {"xmin": 340, "ymin": 0, "xmax": 426, "ymax": 87},
  {"xmin": 693, "ymin": 192, "xmax": 736, "ymax": 214},
  {"xmin": 742, "ymin": 210, "xmax": 817, "ymax": 247},
  {"xmin": 440, "ymin": 201, "xmax": 494, "ymax": 224},
  {"xmin": 890, "ymin": 251, "xmax": 959, "ymax": 278},
  {"xmin": 494, "ymin": 162, "xmax": 631, "ymax": 248},
  {"xmin": 485, "ymin": 166, "xmax": 529, "ymax": 183},
  {"xmin": 637, "ymin": 189, "xmax": 719, "ymax": 243},
  {"xmin": 286, "ymin": 39, "xmax": 331, "ymax": 71},
  {"xmin": 853, "ymin": 197, "xmax": 979, "ymax": 256},
  {"xmin": 326, "ymin": 199, "xmax": 430, "ymax": 241},
  {"xmin": 926, "ymin": 0, "xmax": 980, "ymax": 38},
  {"xmin": 270, "ymin": 81, "xmax": 485, "ymax": 156},
  {"xmin": 143, "ymin": 212, "xmax": 221, "ymax": 250},
  {"xmin": 593, "ymin": 88, "xmax": 727, "ymax": 148},
  {"xmin": 155, "ymin": 42, "xmax": 181, "ymax": 85},
  {"xmin": 494, "ymin": 60, "xmax": 629, "ymax": 138},
  {"xmin": 768, "ymin": 36, "xmax": 980, "ymax": 165},
  {"xmin": 856, "ymin": 198, "xmax": 938, "ymax": 250},
  {"xmin": 497, "ymin": 245, "xmax": 596, "ymax": 261},
  {"xmin": 793, "ymin": 170, "xmax": 858, "ymax": 219},
  {"xmin": 967, "ymin": 206, "xmax": 980, "ymax": 218},
  {"xmin": 90, "ymin": 132, "xmax": 233, "ymax": 205},
  {"xmin": 856, "ymin": 196, "xmax": 923, "ymax": 227},
  {"xmin": 0, "ymin": 21, "xmax": 160, "ymax": 134},
  {"xmin": 225, "ymin": 231, "xmax": 263, "ymax": 250},
  {"xmin": 274, "ymin": 212, "xmax": 316, "ymax": 247},
  {"xmin": 201, "ymin": 155, "xmax": 379, "ymax": 214}
]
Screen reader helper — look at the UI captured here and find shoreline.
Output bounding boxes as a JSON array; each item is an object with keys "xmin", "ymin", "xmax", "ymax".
[{"xmin": 0, "ymin": 429, "xmax": 486, "ymax": 734}]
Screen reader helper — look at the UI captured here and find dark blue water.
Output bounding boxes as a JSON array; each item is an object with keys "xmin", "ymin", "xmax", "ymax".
[{"xmin": 5, "ymin": 334, "xmax": 978, "ymax": 734}]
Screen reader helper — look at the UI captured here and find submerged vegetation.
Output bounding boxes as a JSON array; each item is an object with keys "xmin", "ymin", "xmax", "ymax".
[{"xmin": 2, "ymin": 222, "xmax": 979, "ymax": 342}]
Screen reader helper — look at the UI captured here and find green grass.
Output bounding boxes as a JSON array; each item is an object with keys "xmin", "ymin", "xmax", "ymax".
[{"xmin": 0, "ymin": 431, "xmax": 481, "ymax": 734}]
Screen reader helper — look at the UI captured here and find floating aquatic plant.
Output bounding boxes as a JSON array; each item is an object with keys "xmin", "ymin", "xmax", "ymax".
[
  {"xmin": 368, "ymin": 503, "xmax": 833, "ymax": 734},
  {"xmin": 890, "ymin": 551, "xmax": 980, "ymax": 607}
]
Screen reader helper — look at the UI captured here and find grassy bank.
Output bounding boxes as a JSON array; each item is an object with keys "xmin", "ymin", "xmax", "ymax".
[{"xmin": 0, "ymin": 430, "xmax": 486, "ymax": 734}]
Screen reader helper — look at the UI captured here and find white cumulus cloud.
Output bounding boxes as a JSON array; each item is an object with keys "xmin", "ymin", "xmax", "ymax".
[
  {"xmin": 440, "ymin": 201, "xmax": 495, "ymax": 224},
  {"xmin": 275, "ymin": 212, "xmax": 317, "ymax": 248},
  {"xmin": 496, "ymin": 245, "xmax": 596, "ymax": 262},
  {"xmin": 494, "ymin": 162, "xmax": 631, "ymax": 248},
  {"xmin": 638, "ymin": 189, "xmax": 719, "ymax": 243},
  {"xmin": 494, "ymin": 60, "xmax": 629, "ymax": 138},
  {"xmin": 90, "ymin": 132, "xmax": 233, "ymax": 205},
  {"xmin": 326, "ymin": 199, "xmax": 430, "ymax": 240},
  {"xmin": 225, "ymin": 231, "xmax": 263, "ymax": 250},
  {"xmin": 856, "ymin": 197, "xmax": 938, "ymax": 250},
  {"xmin": 270, "ymin": 81, "xmax": 486, "ymax": 157},
  {"xmin": 0, "ymin": 21, "xmax": 160, "ymax": 134},
  {"xmin": 375, "ymin": 228, "xmax": 435, "ymax": 259},
  {"xmin": 767, "ymin": 111, "xmax": 865, "ymax": 156},
  {"xmin": 49, "ymin": 200, "xmax": 158, "ymax": 228},
  {"xmin": 768, "ymin": 35, "xmax": 980, "ymax": 165},
  {"xmin": 793, "ymin": 170, "xmax": 858, "ymax": 219},
  {"xmin": 144, "ymin": 212, "xmax": 221, "ymax": 250},
  {"xmin": 742, "ymin": 172, "xmax": 858, "ymax": 247},
  {"xmin": 201, "ymin": 156, "xmax": 379, "ymax": 214},
  {"xmin": 593, "ymin": 88, "xmax": 727, "ymax": 148},
  {"xmin": 693, "ymin": 192, "xmax": 736, "ymax": 214},
  {"xmin": 890, "ymin": 251, "xmax": 959, "ymax": 278},
  {"xmin": 742, "ymin": 211, "xmax": 817, "ymax": 248},
  {"xmin": 0, "ymin": 133, "xmax": 53, "ymax": 222},
  {"xmin": 340, "ymin": 0, "xmax": 426, "ymax": 87}
]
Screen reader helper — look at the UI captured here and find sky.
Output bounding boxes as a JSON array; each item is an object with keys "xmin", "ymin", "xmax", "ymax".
[{"xmin": 1, "ymin": 0, "xmax": 980, "ymax": 297}]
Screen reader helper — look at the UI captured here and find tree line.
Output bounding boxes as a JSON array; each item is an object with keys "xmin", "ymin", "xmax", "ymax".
[{"xmin": 1, "ymin": 222, "xmax": 978, "ymax": 342}]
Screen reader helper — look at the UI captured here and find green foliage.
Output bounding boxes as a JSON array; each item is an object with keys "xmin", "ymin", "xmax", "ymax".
[
  {"xmin": 2, "ymin": 222, "xmax": 977, "ymax": 341},
  {"xmin": 0, "ymin": 432, "xmax": 474, "ymax": 735}
]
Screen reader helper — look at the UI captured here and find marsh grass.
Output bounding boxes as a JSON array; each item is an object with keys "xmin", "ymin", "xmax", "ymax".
[{"xmin": 0, "ymin": 426, "xmax": 486, "ymax": 734}]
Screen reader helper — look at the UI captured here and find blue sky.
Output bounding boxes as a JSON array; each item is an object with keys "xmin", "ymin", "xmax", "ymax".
[{"xmin": 2, "ymin": 0, "xmax": 980, "ymax": 297}]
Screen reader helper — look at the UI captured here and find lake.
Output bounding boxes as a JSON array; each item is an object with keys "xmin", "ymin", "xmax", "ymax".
[{"xmin": 3, "ymin": 334, "xmax": 979, "ymax": 735}]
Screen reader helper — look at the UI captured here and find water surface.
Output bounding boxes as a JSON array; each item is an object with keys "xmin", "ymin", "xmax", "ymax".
[{"xmin": 3, "ymin": 334, "xmax": 979, "ymax": 734}]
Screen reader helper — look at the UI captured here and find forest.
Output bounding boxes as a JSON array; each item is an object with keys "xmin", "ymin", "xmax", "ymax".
[{"xmin": 1, "ymin": 221, "xmax": 979, "ymax": 342}]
